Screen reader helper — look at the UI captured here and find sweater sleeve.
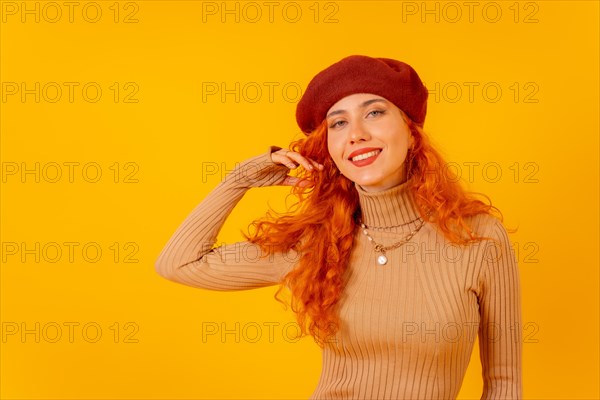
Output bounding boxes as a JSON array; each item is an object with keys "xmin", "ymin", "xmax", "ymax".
[
  {"xmin": 154, "ymin": 145, "xmax": 299, "ymax": 291},
  {"xmin": 478, "ymin": 217, "xmax": 523, "ymax": 399}
]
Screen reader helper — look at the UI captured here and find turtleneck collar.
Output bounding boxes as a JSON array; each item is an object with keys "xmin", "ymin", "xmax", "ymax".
[{"xmin": 355, "ymin": 181, "xmax": 422, "ymax": 228}]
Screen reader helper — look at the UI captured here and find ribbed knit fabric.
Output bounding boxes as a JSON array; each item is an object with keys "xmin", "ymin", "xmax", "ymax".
[{"xmin": 155, "ymin": 147, "xmax": 523, "ymax": 400}]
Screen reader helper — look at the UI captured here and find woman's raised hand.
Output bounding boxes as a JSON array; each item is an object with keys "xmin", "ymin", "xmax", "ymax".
[{"xmin": 271, "ymin": 148, "xmax": 324, "ymax": 188}]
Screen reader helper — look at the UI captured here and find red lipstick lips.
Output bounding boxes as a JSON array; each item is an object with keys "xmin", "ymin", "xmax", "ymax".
[{"xmin": 348, "ymin": 148, "xmax": 382, "ymax": 167}]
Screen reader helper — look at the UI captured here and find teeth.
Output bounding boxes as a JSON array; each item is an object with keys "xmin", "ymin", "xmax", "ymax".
[{"xmin": 352, "ymin": 150, "xmax": 380, "ymax": 162}]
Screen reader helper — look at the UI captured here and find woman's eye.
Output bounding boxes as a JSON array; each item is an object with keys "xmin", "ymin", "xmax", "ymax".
[
  {"xmin": 329, "ymin": 120, "xmax": 346, "ymax": 128},
  {"xmin": 368, "ymin": 110, "xmax": 385, "ymax": 117}
]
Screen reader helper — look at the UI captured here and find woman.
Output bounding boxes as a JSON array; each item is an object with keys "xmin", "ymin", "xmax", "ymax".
[{"xmin": 155, "ymin": 55, "xmax": 522, "ymax": 399}]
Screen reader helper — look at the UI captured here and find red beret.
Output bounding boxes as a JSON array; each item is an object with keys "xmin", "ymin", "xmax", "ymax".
[{"xmin": 296, "ymin": 55, "xmax": 429, "ymax": 134}]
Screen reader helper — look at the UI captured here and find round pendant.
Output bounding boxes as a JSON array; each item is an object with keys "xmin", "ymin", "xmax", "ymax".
[{"xmin": 377, "ymin": 254, "xmax": 388, "ymax": 265}]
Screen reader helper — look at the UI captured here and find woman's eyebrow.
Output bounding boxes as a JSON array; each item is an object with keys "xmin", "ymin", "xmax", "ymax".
[{"xmin": 326, "ymin": 98, "xmax": 388, "ymax": 120}]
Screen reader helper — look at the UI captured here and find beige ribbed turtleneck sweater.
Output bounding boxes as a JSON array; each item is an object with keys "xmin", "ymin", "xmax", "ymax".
[{"xmin": 155, "ymin": 147, "xmax": 523, "ymax": 400}]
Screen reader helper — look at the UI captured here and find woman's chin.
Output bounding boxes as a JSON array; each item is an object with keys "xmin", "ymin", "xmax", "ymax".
[{"xmin": 352, "ymin": 179, "xmax": 383, "ymax": 192}]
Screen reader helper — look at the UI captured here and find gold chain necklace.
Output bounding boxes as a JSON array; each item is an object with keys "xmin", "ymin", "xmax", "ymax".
[{"xmin": 359, "ymin": 217, "xmax": 427, "ymax": 265}]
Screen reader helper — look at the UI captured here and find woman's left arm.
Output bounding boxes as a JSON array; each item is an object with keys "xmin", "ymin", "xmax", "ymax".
[{"xmin": 478, "ymin": 217, "xmax": 523, "ymax": 399}]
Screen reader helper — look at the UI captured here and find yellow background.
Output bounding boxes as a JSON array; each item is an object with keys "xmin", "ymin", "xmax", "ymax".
[{"xmin": 1, "ymin": 1, "xmax": 598, "ymax": 399}]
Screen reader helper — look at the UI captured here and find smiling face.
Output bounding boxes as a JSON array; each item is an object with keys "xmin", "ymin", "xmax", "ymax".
[{"xmin": 326, "ymin": 93, "xmax": 414, "ymax": 192}]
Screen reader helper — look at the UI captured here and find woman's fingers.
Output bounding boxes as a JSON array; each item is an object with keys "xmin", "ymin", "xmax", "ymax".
[
  {"xmin": 282, "ymin": 176, "xmax": 315, "ymax": 188},
  {"xmin": 271, "ymin": 149, "xmax": 324, "ymax": 187},
  {"xmin": 287, "ymin": 152, "xmax": 323, "ymax": 171},
  {"xmin": 272, "ymin": 149, "xmax": 324, "ymax": 171},
  {"xmin": 308, "ymin": 158, "xmax": 325, "ymax": 170}
]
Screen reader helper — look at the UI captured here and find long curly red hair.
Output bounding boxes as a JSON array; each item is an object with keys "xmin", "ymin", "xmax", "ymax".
[{"xmin": 242, "ymin": 114, "xmax": 508, "ymax": 347}]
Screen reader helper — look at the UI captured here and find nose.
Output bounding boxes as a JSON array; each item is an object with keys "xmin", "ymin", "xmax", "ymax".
[{"xmin": 348, "ymin": 119, "xmax": 370, "ymax": 144}]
